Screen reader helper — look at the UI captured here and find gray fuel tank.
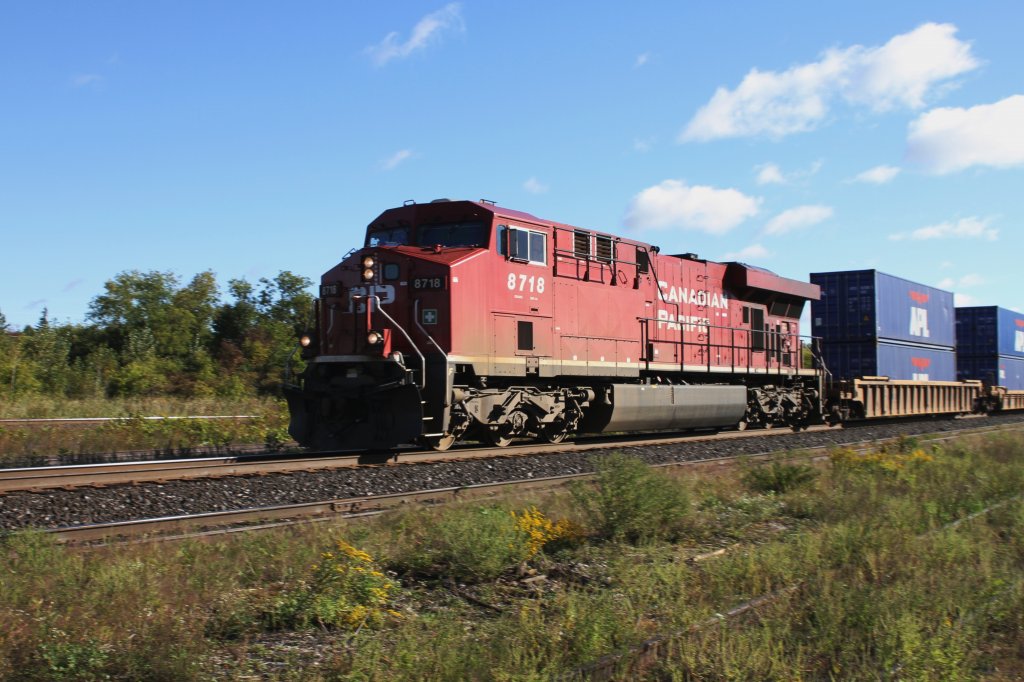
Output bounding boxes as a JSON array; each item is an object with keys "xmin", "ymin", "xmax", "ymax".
[{"xmin": 585, "ymin": 384, "xmax": 747, "ymax": 433}]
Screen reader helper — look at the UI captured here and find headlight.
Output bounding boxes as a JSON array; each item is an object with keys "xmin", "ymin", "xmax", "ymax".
[
  {"xmin": 299, "ymin": 335, "xmax": 312, "ymax": 348},
  {"xmin": 362, "ymin": 256, "xmax": 375, "ymax": 269},
  {"xmin": 362, "ymin": 268, "xmax": 375, "ymax": 281},
  {"xmin": 367, "ymin": 331, "xmax": 382, "ymax": 345}
]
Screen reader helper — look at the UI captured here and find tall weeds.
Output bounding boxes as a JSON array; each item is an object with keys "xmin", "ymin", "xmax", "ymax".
[
  {"xmin": 571, "ymin": 452, "xmax": 691, "ymax": 543},
  {"xmin": 1, "ymin": 435, "xmax": 1022, "ymax": 679}
]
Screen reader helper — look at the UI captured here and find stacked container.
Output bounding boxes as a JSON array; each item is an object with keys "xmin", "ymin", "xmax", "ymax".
[
  {"xmin": 810, "ymin": 270, "xmax": 956, "ymax": 381},
  {"xmin": 955, "ymin": 306, "xmax": 1024, "ymax": 389}
]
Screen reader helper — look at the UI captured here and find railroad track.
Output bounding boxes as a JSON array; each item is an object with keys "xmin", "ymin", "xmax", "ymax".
[
  {"xmin": 0, "ymin": 414, "xmax": 274, "ymax": 468},
  {"xmin": 0, "ymin": 415, "xmax": 259, "ymax": 427},
  {"xmin": 0, "ymin": 423, "xmax": 839, "ymax": 493},
  {"xmin": 8, "ymin": 413, "xmax": 955, "ymax": 494},
  {"xmin": 1, "ymin": 416, "xmax": 1012, "ymax": 495},
  {"xmin": 44, "ymin": 421, "xmax": 1024, "ymax": 544}
]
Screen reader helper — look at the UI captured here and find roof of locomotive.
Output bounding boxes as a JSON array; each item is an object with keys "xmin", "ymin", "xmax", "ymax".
[
  {"xmin": 370, "ymin": 199, "xmax": 648, "ymax": 246},
  {"xmin": 369, "ymin": 199, "xmax": 818, "ymax": 300}
]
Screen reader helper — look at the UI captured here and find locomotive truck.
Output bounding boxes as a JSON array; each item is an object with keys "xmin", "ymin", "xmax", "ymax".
[{"xmin": 285, "ymin": 199, "xmax": 823, "ymax": 451}]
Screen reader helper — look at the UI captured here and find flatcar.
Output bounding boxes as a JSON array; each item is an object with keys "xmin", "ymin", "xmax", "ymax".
[{"xmin": 284, "ymin": 199, "xmax": 823, "ymax": 451}]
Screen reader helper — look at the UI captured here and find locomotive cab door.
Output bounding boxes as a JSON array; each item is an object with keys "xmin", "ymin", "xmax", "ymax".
[{"xmin": 746, "ymin": 305, "xmax": 767, "ymax": 369}]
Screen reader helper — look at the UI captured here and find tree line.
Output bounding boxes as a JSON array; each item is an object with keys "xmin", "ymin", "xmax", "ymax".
[{"xmin": 0, "ymin": 270, "xmax": 314, "ymax": 399}]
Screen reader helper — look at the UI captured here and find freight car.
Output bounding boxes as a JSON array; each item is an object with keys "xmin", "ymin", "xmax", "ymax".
[
  {"xmin": 812, "ymin": 271, "xmax": 1024, "ymax": 421},
  {"xmin": 284, "ymin": 199, "xmax": 823, "ymax": 451}
]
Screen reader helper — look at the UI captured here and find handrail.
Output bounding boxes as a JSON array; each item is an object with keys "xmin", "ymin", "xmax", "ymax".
[
  {"xmin": 283, "ymin": 344, "xmax": 301, "ymax": 386},
  {"xmin": 638, "ymin": 316, "xmax": 822, "ymax": 377},
  {"xmin": 413, "ymin": 299, "xmax": 448, "ymax": 358},
  {"xmin": 353, "ymin": 295, "xmax": 427, "ymax": 389}
]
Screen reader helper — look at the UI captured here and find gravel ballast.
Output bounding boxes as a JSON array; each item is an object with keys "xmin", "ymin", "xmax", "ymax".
[{"xmin": 2, "ymin": 414, "xmax": 1023, "ymax": 531}]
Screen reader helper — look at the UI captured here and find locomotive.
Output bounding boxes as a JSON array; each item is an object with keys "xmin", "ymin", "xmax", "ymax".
[{"xmin": 284, "ymin": 199, "xmax": 823, "ymax": 451}]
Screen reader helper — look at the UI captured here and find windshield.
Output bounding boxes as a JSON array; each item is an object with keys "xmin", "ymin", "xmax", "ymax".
[
  {"xmin": 416, "ymin": 221, "xmax": 490, "ymax": 248},
  {"xmin": 367, "ymin": 227, "xmax": 411, "ymax": 247}
]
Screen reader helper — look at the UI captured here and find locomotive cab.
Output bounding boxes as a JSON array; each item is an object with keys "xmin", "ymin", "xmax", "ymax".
[{"xmin": 285, "ymin": 201, "xmax": 498, "ymax": 450}]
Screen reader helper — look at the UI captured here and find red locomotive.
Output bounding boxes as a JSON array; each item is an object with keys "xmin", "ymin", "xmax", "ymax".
[{"xmin": 285, "ymin": 199, "xmax": 823, "ymax": 451}]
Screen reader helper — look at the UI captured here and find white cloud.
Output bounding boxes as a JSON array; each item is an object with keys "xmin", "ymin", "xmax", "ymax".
[
  {"xmin": 906, "ymin": 95, "xmax": 1024, "ymax": 174},
  {"xmin": 624, "ymin": 179, "xmax": 761, "ymax": 234},
  {"xmin": 755, "ymin": 163, "xmax": 785, "ymax": 185},
  {"xmin": 634, "ymin": 52, "xmax": 650, "ymax": 68},
  {"xmin": 632, "ymin": 137, "xmax": 655, "ymax": 152},
  {"xmin": 841, "ymin": 23, "xmax": 978, "ymax": 111},
  {"xmin": 763, "ymin": 204, "xmax": 834, "ymax": 235},
  {"xmin": 723, "ymin": 244, "xmax": 770, "ymax": 261},
  {"xmin": 958, "ymin": 273, "xmax": 984, "ymax": 288},
  {"xmin": 756, "ymin": 160, "xmax": 824, "ymax": 185},
  {"xmin": 954, "ymin": 292, "xmax": 980, "ymax": 307},
  {"xmin": 366, "ymin": 3, "xmax": 464, "ymax": 66},
  {"xmin": 937, "ymin": 273, "xmax": 984, "ymax": 290},
  {"xmin": 890, "ymin": 216, "xmax": 997, "ymax": 241},
  {"xmin": 681, "ymin": 23, "xmax": 978, "ymax": 141},
  {"xmin": 380, "ymin": 149, "xmax": 414, "ymax": 170},
  {"xmin": 854, "ymin": 165, "xmax": 901, "ymax": 184},
  {"xmin": 72, "ymin": 73, "xmax": 102, "ymax": 88},
  {"xmin": 523, "ymin": 177, "xmax": 548, "ymax": 194}
]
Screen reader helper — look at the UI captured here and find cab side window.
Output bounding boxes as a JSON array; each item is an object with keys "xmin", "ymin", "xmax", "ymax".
[{"xmin": 498, "ymin": 225, "xmax": 547, "ymax": 265}]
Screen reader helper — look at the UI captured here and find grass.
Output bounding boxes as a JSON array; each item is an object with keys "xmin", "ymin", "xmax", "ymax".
[
  {"xmin": 1, "ymin": 433, "xmax": 1023, "ymax": 679},
  {"xmin": 741, "ymin": 459, "xmax": 818, "ymax": 494},
  {"xmin": 570, "ymin": 452, "xmax": 690, "ymax": 543},
  {"xmin": 0, "ymin": 395, "xmax": 281, "ymax": 419},
  {"xmin": 0, "ymin": 398, "xmax": 291, "ymax": 465}
]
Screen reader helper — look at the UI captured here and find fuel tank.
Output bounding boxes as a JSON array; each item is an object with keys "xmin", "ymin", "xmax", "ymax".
[{"xmin": 581, "ymin": 384, "xmax": 747, "ymax": 433}]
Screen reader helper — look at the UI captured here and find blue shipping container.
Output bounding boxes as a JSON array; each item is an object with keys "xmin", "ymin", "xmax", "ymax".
[
  {"xmin": 820, "ymin": 341, "xmax": 957, "ymax": 382},
  {"xmin": 956, "ymin": 306, "xmax": 1024, "ymax": 359},
  {"xmin": 810, "ymin": 270, "xmax": 955, "ymax": 348},
  {"xmin": 957, "ymin": 354, "xmax": 1024, "ymax": 390}
]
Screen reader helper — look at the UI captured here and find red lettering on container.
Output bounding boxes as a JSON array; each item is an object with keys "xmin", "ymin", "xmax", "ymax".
[{"xmin": 909, "ymin": 291, "xmax": 930, "ymax": 304}]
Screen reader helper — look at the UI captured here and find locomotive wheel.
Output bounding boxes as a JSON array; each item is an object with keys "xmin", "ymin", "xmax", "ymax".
[
  {"xmin": 487, "ymin": 429, "xmax": 513, "ymax": 447},
  {"xmin": 539, "ymin": 425, "xmax": 569, "ymax": 444},
  {"xmin": 736, "ymin": 420, "xmax": 748, "ymax": 431},
  {"xmin": 762, "ymin": 421, "xmax": 774, "ymax": 430},
  {"xmin": 427, "ymin": 434, "xmax": 457, "ymax": 451}
]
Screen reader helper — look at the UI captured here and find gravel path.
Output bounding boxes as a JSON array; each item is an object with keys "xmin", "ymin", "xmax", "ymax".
[{"xmin": 3, "ymin": 414, "xmax": 1023, "ymax": 531}]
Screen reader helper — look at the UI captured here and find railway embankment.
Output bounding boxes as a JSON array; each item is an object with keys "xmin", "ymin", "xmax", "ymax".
[{"xmin": 1, "ymin": 419, "xmax": 1023, "ymax": 679}]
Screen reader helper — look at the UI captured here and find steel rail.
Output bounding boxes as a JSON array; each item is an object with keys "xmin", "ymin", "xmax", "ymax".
[
  {"xmin": 3, "ymin": 416, "xmax": 1017, "ymax": 494},
  {"xmin": 0, "ymin": 415, "xmax": 259, "ymax": 425},
  {"xmin": 44, "ymin": 423, "xmax": 1024, "ymax": 545},
  {"xmin": 2, "ymin": 423, "xmax": 831, "ymax": 492},
  {"xmin": 0, "ymin": 453, "xmax": 363, "ymax": 493}
]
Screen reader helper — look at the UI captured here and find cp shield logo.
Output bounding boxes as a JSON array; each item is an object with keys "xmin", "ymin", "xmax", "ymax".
[{"xmin": 349, "ymin": 284, "xmax": 395, "ymax": 312}]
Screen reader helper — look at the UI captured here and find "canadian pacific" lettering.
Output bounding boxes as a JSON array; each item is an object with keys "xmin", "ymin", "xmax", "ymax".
[
  {"xmin": 657, "ymin": 282, "xmax": 729, "ymax": 309},
  {"xmin": 656, "ymin": 311, "xmax": 710, "ymax": 332}
]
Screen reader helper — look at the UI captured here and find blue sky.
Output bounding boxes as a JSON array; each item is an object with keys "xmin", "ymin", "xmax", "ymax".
[{"xmin": 2, "ymin": 1, "xmax": 1023, "ymax": 329}]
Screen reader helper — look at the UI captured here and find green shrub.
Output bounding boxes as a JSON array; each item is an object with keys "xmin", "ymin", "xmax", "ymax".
[
  {"xmin": 742, "ymin": 461, "xmax": 818, "ymax": 494},
  {"xmin": 264, "ymin": 539, "xmax": 400, "ymax": 631},
  {"xmin": 37, "ymin": 632, "xmax": 110, "ymax": 682},
  {"xmin": 389, "ymin": 504, "xmax": 533, "ymax": 582},
  {"xmin": 571, "ymin": 453, "xmax": 690, "ymax": 543}
]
